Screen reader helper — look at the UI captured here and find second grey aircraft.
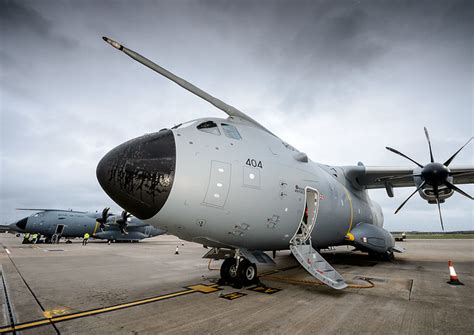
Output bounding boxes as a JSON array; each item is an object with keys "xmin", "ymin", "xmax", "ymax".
[{"xmin": 10, "ymin": 208, "xmax": 165, "ymax": 242}]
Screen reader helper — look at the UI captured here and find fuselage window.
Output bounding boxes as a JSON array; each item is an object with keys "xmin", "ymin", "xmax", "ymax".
[
  {"xmin": 221, "ymin": 123, "xmax": 242, "ymax": 140},
  {"xmin": 197, "ymin": 121, "xmax": 221, "ymax": 135}
]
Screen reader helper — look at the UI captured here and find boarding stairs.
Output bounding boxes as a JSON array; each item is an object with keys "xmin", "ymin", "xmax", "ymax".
[{"xmin": 290, "ymin": 187, "xmax": 347, "ymax": 290}]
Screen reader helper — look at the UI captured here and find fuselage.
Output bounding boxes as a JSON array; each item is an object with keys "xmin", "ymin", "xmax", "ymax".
[
  {"xmin": 97, "ymin": 117, "xmax": 383, "ymax": 251},
  {"xmin": 11, "ymin": 210, "xmax": 164, "ymax": 241}
]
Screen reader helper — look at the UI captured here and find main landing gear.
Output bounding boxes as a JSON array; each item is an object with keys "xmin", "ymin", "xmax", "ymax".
[
  {"xmin": 219, "ymin": 256, "xmax": 258, "ymax": 288},
  {"xmin": 368, "ymin": 249, "xmax": 395, "ymax": 261}
]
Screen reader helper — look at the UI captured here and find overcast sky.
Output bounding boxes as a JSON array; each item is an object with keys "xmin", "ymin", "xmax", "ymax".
[{"xmin": 1, "ymin": 0, "xmax": 472, "ymax": 231}]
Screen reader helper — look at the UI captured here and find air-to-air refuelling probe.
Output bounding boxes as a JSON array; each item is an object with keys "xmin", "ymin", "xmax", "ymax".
[{"xmin": 97, "ymin": 37, "xmax": 473, "ymax": 289}]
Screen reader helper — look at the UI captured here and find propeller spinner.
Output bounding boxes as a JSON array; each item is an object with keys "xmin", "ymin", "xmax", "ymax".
[{"xmin": 383, "ymin": 128, "xmax": 473, "ymax": 230}]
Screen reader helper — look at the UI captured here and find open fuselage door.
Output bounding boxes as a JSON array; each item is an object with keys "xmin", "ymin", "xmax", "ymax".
[
  {"xmin": 290, "ymin": 187, "xmax": 347, "ymax": 290},
  {"xmin": 55, "ymin": 224, "xmax": 65, "ymax": 236}
]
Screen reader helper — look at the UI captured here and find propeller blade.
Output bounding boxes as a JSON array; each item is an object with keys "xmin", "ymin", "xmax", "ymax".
[
  {"xmin": 97, "ymin": 207, "xmax": 111, "ymax": 230},
  {"xmin": 386, "ymin": 147, "xmax": 424, "ymax": 168},
  {"xmin": 394, "ymin": 181, "xmax": 426, "ymax": 214},
  {"xmin": 424, "ymin": 127, "xmax": 435, "ymax": 163},
  {"xmin": 102, "ymin": 207, "xmax": 110, "ymax": 219},
  {"xmin": 375, "ymin": 174, "xmax": 421, "ymax": 182},
  {"xmin": 443, "ymin": 137, "xmax": 473, "ymax": 167},
  {"xmin": 118, "ymin": 211, "xmax": 130, "ymax": 234},
  {"xmin": 444, "ymin": 181, "xmax": 474, "ymax": 200},
  {"xmin": 433, "ymin": 186, "xmax": 444, "ymax": 231}
]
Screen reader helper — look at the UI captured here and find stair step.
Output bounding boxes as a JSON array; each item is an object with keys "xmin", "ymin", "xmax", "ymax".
[{"xmin": 290, "ymin": 245, "xmax": 347, "ymax": 290}]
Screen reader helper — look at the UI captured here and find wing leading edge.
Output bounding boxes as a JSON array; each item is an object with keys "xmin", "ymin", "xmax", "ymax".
[{"xmin": 344, "ymin": 165, "xmax": 474, "ymax": 190}]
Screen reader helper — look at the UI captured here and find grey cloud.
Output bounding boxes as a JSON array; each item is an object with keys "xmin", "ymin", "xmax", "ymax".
[
  {"xmin": 0, "ymin": 0, "xmax": 472, "ymax": 230},
  {"xmin": 0, "ymin": 0, "xmax": 75, "ymax": 48},
  {"xmin": 0, "ymin": 0, "xmax": 50, "ymax": 35}
]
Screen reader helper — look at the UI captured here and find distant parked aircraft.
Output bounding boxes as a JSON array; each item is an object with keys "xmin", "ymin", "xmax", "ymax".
[{"xmin": 9, "ymin": 208, "xmax": 165, "ymax": 242}]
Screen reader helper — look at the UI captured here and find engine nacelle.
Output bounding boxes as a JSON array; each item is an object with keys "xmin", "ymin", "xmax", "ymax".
[
  {"xmin": 413, "ymin": 175, "xmax": 455, "ymax": 204},
  {"xmin": 419, "ymin": 185, "xmax": 454, "ymax": 204}
]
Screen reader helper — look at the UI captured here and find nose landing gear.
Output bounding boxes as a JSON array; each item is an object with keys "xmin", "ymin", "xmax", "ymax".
[{"xmin": 218, "ymin": 257, "xmax": 258, "ymax": 288}]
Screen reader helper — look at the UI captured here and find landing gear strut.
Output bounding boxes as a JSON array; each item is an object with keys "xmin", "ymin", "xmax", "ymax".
[
  {"xmin": 218, "ymin": 256, "xmax": 258, "ymax": 288},
  {"xmin": 368, "ymin": 249, "xmax": 395, "ymax": 261},
  {"xmin": 384, "ymin": 250, "xmax": 395, "ymax": 261}
]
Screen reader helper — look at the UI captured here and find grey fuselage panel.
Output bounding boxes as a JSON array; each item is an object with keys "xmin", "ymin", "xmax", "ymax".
[{"xmin": 147, "ymin": 117, "xmax": 381, "ymax": 251}]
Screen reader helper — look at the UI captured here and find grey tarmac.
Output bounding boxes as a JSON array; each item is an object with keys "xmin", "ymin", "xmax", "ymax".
[{"xmin": 0, "ymin": 234, "xmax": 472, "ymax": 334}]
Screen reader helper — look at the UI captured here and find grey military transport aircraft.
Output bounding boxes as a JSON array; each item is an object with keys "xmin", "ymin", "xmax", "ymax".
[
  {"xmin": 97, "ymin": 37, "xmax": 473, "ymax": 290},
  {"xmin": 10, "ymin": 208, "xmax": 165, "ymax": 243}
]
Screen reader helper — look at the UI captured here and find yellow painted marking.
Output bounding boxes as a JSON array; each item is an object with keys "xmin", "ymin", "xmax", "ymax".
[
  {"xmin": 249, "ymin": 286, "xmax": 281, "ymax": 294},
  {"xmin": 345, "ymin": 233, "xmax": 355, "ymax": 241},
  {"xmin": 187, "ymin": 284, "xmax": 220, "ymax": 293},
  {"xmin": 12, "ymin": 319, "xmax": 51, "ymax": 331},
  {"xmin": 342, "ymin": 186, "xmax": 354, "ymax": 234},
  {"xmin": 221, "ymin": 292, "xmax": 246, "ymax": 300},
  {"xmin": 0, "ymin": 283, "xmax": 219, "ymax": 333},
  {"xmin": 0, "ymin": 327, "xmax": 13, "ymax": 333},
  {"xmin": 43, "ymin": 308, "xmax": 69, "ymax": 319}
]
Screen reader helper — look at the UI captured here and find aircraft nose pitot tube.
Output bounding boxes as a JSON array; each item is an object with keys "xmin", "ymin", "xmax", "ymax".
[{"xmin": 96, "ymin": 129, "xmax": 176, "ymax": 220}]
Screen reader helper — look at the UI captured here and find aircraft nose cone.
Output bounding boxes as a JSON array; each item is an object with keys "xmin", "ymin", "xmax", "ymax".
[
  {"xmin": 96, "ymin": 129, "xmax": 176, "ymax": 220},
  {"xmin": 9, "ymin": 217, "xmax": 27, "ymax": 232}
]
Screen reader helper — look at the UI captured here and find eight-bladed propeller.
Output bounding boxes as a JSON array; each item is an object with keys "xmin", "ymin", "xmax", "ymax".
[
  {"xmin": 116, "ymin": 210, "xmax": 132, "ymax": 235},
  {"xmin": 383, "ymin": 127, "xmax": 473, "ymax": 230},
  {"xmin": 96, "ymin": 207, "xmax": 111, "ymax": 231}
]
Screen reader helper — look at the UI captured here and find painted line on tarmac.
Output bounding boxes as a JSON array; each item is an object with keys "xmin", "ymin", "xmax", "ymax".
[
  {"xmin": 0, "ymin": 283, "xmax": 221, "ymax": 333},
  {"xmin": 0, "ymin": 266, "xmax": 17, "ymax": 334},
  {"xmin": 1, "ymin": 243, "xmax": 60, "ymax": 334}
]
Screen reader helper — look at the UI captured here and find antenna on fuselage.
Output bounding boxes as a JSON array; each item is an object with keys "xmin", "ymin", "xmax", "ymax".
[{"xmin": 102, "ymin": 36, "xmax": 275, "ymax": 136}]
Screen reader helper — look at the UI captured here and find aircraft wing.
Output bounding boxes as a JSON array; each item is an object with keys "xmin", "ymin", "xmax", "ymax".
[
  {"xmin": 106, "ymin": 222, "xmax": 149, "ymax": 229},
  {"xmin": 16, "ymin": 208, "xmax": 87, "ymax": 213},
  {"xmin": 344, "ymin": 165, "xmax": 474, "ymax": 190}
]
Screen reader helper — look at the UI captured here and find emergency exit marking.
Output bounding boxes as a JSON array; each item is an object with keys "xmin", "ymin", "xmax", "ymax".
[
  {"xmin": 220, "ymin": 292, "xmax": 247, "ymax": 300},
  {"xmin": 248, "ymin": 286, "xmax": 281, "ymax": 295}
]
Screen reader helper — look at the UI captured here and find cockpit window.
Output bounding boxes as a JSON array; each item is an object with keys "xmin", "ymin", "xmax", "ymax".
[
  {"xmin": 33, "ymin": 212, "xmax": 44, "ymax": 217},
  {"xmin": 221, "ymin": 123, "xmax": 242, "ymax": 140},
  {"xmin": 197, "ymin": 121, "xmax": 221, "ymax": 135}
]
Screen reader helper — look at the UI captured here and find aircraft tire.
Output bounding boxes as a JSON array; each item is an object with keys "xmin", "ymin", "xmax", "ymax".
[
  {"xmin": 238, "ymin": 259, "xmax": 258, "ymax": 286},
  {"xmin": 384, "ymin": 250, "xmax": 395, "ymax": 261},
  {"xmin": 220, "ymin": 258, "xmax": 238, "ymax": 283}
]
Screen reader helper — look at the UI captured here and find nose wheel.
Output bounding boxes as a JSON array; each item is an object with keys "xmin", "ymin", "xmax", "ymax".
[{"xmin": 219, "ymin": 257, "xmax": 258, "ymax": 287}]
